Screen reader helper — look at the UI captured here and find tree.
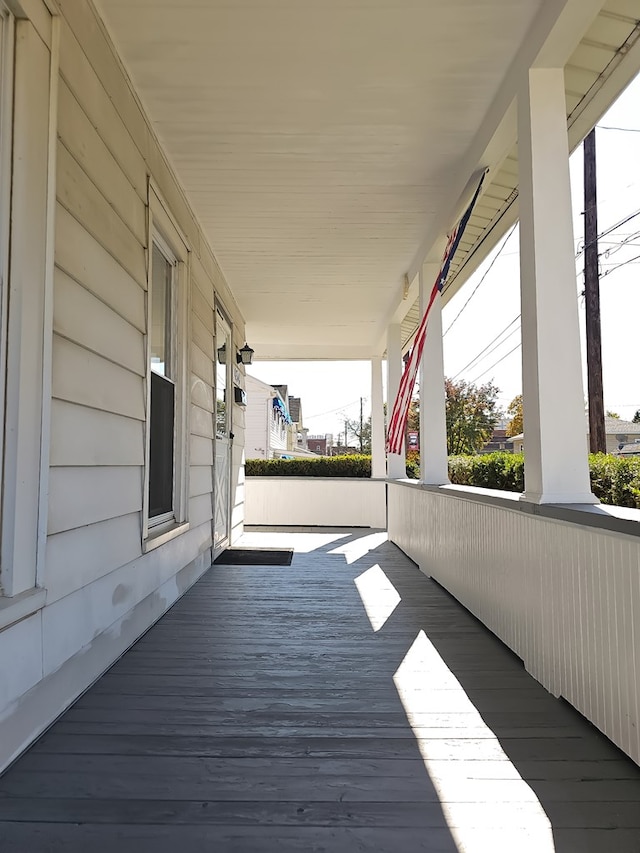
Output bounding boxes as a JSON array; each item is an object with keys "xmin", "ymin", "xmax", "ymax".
[
  {"xmin": 406, "ymin": 399, "xmax": 419, "ymax": 431},
  {"xmin": 445, "ymin": 378, "xmax": 501, "ymax": 455},
  {"xmin": 345, "ymin": 416, "xmax": 371, "ymax": 453},
  {"xmin": 506, "ymin": 394, "xmax": 523, "ymax": 437},
  {"xmin": 606, "ymin": 410, "xmax": 620, "ymax": 419},
  {"xmin": 633, "ymin": 410, "xmax": 640, "ymax": 424}
]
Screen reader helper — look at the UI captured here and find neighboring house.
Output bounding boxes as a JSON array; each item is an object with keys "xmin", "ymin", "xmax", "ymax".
[
  {"xmin": 307, "ymin": 434, "xmax": 334, "ymax": 456},
  {"xmin": 244, "ymin": 375, "xmax": 294, "ymax": 459},
  {"xmin": 245, "ymin": 376, "xmax": 318, "ymax": 459},
  {"xmin": 481, "ymin": 428, "xmax": 512, "ymax": 454},
  {"xmin": 618, "ymin": 441, "xmax": 640, "ymax": 458},
  {"xmin": 508, "ymin": 417, "xmax": 640, "ymax": 455},
  {"xmin": 510, "ymin": 434, "xmax": 525, "ymax": 454}
]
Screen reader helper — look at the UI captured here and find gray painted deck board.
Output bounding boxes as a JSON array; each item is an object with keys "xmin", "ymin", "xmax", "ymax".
[{"xmin": 1, "ymin": 528, "xmax": 640, "ymax": 852}]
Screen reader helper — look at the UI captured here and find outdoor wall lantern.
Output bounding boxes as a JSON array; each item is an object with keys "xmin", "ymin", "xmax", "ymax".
[
  {"xmin": 236, "ymin": 342, "xmax": 255, "ymax": 365},
  {"xmin": 217, "ymin": 343, "xmax": 226, "ymax": 364}
]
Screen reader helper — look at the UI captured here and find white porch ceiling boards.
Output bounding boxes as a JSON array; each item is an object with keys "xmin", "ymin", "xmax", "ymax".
[{"xmin": 93, "ymin": 0, "xmax": 544, "ymax": 359}]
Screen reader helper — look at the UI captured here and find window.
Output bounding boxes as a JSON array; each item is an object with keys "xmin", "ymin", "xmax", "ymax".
[
  {"xmin": 148, "ymin": 240, "xmax": 176, "ymax": 522},
  {"xmin": 144, "ymin": 184, "xmax": 190, "ymax": 545}
]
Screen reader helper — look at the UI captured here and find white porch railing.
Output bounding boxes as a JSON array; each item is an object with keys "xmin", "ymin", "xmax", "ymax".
[
  {"xmin": 244, "ymin": 477, "xmax": 387, "ymax": 529},
  {"xmin": 388, "ymin": 480, "xmax": 640, "ymax": 766}
]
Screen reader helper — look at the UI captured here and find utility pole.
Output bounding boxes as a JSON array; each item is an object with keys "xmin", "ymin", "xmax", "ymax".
[
  {"xmin": 344, "ymin": 419, "xmax": 348, "ymax": 449},
  {"xmin": 584, "ymin": 128, "xmax": 606, "ymax": 453},
  {"xmin": 359, "ymin": 397, "xmax": 364, "ymax": 453}
]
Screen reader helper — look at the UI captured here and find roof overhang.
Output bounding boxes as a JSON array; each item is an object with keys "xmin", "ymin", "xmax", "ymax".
[{"xmin": 91, "ymin": 0, "xmax": 640, "ymax": 361}]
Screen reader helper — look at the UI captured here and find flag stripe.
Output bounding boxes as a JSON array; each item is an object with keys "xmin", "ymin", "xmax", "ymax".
[{"xmin": 386, "ymin": 174, "xmax": 485, "ymax": 455}]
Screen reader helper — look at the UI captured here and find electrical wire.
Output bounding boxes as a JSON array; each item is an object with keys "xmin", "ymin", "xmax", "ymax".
[
  {"xmin": 468, "ymin": 342, "xmax": 521, "ymax": 386},
  {"xmin": 443, "ymin": 224, "xmax": 517, "ymax": 337},
  {"xmin": 576, "ymin": 208, "xmax": 640, "ymax": 258},
  {"xmin": 304, "ymin": 398, "xmax": 363, "ymax": 421},
  {"xmin": 597, "ymin": 125, "xmax": 640, "ymax": 133},
  {"xmin": 451, "ymin": 316, "xmax": 521, "ymax": 380},
  {"xmin": 601, "ymin": 251, "xmax": 640, "ymax": 278}
]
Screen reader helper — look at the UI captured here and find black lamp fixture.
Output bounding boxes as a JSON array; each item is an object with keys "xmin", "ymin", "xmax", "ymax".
[
  {"xmin": 216, "ymin": 343, "xmax": 226, "ymax": 365},
  {"xmin": 237, "ymin": 342, "xmax": 255, "ymax": 365}
]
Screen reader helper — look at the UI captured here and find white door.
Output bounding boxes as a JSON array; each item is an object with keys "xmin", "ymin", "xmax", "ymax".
[{"xmin": 214, "ymin": 311, "xmax": 232, "ymax": 550}]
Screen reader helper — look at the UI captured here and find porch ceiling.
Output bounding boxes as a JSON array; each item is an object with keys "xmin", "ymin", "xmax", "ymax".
[{"xmin": 92, "ymin": 1, "xmax": 629, "ymax": 361}]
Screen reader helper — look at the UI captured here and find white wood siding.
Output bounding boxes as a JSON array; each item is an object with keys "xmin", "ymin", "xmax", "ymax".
[
  {"xmin": 244, "ymin": 478, "xmax": 387, "ymax": 529},
  {"xmin": 244, "ymin": 376, "xmax": 272, "ymax": 460},
  {"xmin": 388, "ymin": 482, "xmax": 640, "ymax": 766},
  {"xmin": 0, "ymin": 0, "xmax": 247, "ymax": 775}
]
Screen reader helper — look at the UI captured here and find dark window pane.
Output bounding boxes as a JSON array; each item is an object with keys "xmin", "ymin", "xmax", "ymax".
[{"xmin": 149, "ymin": 371, "xmax": 175, "ymax": 517}]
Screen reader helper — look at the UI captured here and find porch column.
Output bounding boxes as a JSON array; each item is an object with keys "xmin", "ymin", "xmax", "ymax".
[
  {"xmin": 518, "ymin": 68, "xmax": 596, "ymax": 504},
  {"xmin": 387, "ymin": 324, "xmax": 406, "ymax": 478},
  {"xmin": 370, "ymin": 357, "xmax": 386, "ymax": 478},
  {"xmin": 419, "ymin": 264, "xmax": 449, "ymax": 485}
]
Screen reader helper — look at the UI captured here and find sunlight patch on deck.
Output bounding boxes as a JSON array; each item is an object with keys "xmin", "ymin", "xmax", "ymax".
[
  {"xmin": 354, "ymin": 564, "xmax": 401, "ymax": 631},
  {"xmin": 394, "ymin": 630, "xmax": 556, "ymax": 853},
  {"xmin": 329, "ymin": 531, "xmax": 388, "ymax": 564}
]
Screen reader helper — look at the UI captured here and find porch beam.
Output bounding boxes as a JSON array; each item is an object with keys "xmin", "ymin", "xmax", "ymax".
[
  {"xmin": 419, "ymin": 264, "xmax": 449, "ymax": 485},
  {"xmin": 370, "ymin": 357, "xmax": 386, "ymax": 479},
  {"xmin": 518, "ymin": 67, "xmax": 596, "ymax": 505},
  {"xmin": 386, "ymin": 324, "xmax": 405, "ymax": 479}
]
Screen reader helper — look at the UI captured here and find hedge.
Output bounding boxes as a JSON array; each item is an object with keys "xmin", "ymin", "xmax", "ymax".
[
  {"xmin": 447, "ymin": 452, "xmax": 640, "ymax": 509},
  {"xmin": 246, "ymin": 451, "xmax": 640, "ymax": 508},
  {"xmin": 447, "ymin": 452, "xmax": 524, "ymax": 492},
  {"xmin": 245, "ymin": 455, "xmax": 371, "ymax": 478}
]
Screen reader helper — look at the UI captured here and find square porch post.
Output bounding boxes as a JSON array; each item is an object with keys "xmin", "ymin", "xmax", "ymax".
[
  {"xmin": 370, "ymin": 357, "xmax": 386, "ymax": 478},
  {"xmin": 419, "ymin": 263, "xmax": 449, "ymax": 485},
  {"xmin": 387, "ymin": 323, "xmax": 406, "ymax": 478},
  {"xmin": 518, "ymin": 67, "xmax": 596, "ymax": 504}
]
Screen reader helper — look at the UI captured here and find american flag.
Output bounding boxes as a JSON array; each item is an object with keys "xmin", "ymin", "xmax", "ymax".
[{"xmin": 386, "ymin": 174, "xmax": 485, "ymax": 456}]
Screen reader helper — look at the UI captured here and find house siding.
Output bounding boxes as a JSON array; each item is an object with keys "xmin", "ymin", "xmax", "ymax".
[{"xmin": 0, "ymin": 0, "xmax": 246, "ymax": 772}]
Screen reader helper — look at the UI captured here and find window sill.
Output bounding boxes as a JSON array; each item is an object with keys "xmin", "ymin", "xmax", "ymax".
[
  {"xmin": 143, "ymin": 520, "xmax": 190, "ymax": 553},
  {"xmin": 0, "ymin": 587, "xmax": 47, "ymax": 633}
]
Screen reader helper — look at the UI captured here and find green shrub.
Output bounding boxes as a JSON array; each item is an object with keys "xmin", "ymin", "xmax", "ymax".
[
  {"xmin": 447, "ymin": 451, "xmax": 640, "ymax": 509},
  {"xmin": 448, "ymin": 452, "xmax": 524, "ymax": 492},
  {"xmin": 246, "ymin": 450, "xmax": 640, "ymax": 508},
  {"xmin": 405, "ymin": 449, "xmax": 420, "ymax": 480},
  {"xmin": 245, "ymin": 454, "xmax": 371, "ymax": 478},
  {"xmin": 588, "ymin": 453, "xmax": 640, "ymax": 508}
]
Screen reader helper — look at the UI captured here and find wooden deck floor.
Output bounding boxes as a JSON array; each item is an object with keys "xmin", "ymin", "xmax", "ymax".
[{"xmin": 2, "ymin": 528, "xmax": 640, "ymax": 852}]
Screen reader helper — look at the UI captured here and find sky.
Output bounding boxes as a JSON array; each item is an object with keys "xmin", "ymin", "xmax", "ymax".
[{"xmin": 248, "ymin": 73, "xmax": 640, "ymax": 437}]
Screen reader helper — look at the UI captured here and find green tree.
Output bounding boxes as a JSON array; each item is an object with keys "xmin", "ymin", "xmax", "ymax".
[
  {"xmin": 445, "ymin": 378, "xmax": 501, "ymax": 455},
  {"xmin": 346, "ymin": 416, "xmax": 371, "ymax": 453},
  {"xmin": 506, "ymin": 394, "xmax": 523, "ymax": 437},
  {"xmin": 606, "ymin": 410, "xmax": 621, "ymax": 419},
  {"xmin": 407, "ymin": 399, "xmax": 419, "ymax": 431},
  {"xmin": 633, "ymin": 410, "xmax": 640, "ymax": 424}
]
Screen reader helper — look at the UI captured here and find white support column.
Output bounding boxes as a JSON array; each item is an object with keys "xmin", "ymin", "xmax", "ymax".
[
  {"xmin": 370, "ymin": 357, "xmax": 386, "ymax": 478},
  {"xmin": 387, "ymin": 324, "xmax": 406, "ymax": 479},
  {"xmin": 518, "ymin": 67, "xmax": 596, "ymax": 504},
  {"xmin": 419, "ymin": 265, "xmax": 449, "ymax": 485}
]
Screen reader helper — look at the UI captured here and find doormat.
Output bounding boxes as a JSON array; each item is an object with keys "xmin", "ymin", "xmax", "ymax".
[{"xmin": 214, "ymin": 548, "xmax": 293, "ymax": 566}]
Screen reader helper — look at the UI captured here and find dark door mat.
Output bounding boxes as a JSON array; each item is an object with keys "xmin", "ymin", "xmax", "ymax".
[{"xmin": 214, "ymin": 548, "xmax": 293, "ymax": 566}]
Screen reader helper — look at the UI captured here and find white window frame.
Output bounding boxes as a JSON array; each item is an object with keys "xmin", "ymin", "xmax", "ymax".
[
  {"xmin": 142, "ymin": 182, "xmax": 190, "ymax": 551},
  {"xmin": 0, "ymin": 6, "xmax": 14, "ymax": 449},
  {"xmin": 1, "ymin": 8, "xmax": 58, "ymax": 614}
]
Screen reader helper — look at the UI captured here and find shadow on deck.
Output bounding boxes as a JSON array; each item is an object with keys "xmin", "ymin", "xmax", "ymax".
[{"xmin": 1, "ymin": 527, "xmax": 639, "ymax": 852}]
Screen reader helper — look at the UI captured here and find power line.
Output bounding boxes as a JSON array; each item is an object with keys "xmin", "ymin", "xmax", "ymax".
[
  {"xmin": 576, "ymin": 208, "xmax": 640, "ymax": 258},
  {"xmin": 597, "ymin": 125, "xmax": 640, "ymax": 133},
  {"xmin": 305, "ymin": 398, "xmax": 363, "ymax": 420},
  {"xmin": 443, "ymin": 224, "xmax": 517, "ymax": 337},
  {"xmin": 469, "ymin": 342, "xmax": 521, "ymax": 386},
  {"xmin": 601, "ymin": 251, "xmax": 640, "ymax": 278},
  {"xmin": 451, "ymin": 316, "xmax": 521, "ymax": 380}
]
